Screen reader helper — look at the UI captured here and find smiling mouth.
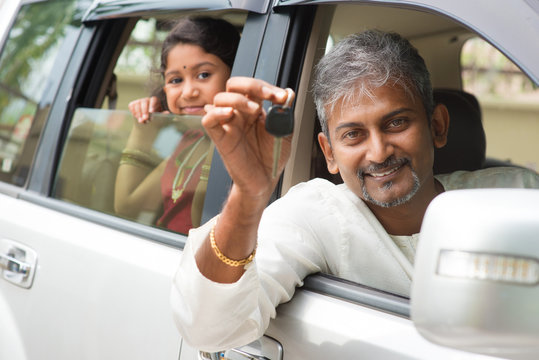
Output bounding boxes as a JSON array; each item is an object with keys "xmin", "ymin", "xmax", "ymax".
[
  {"xmin": 367, "ymin": 163, "xmax": 404, "ymax": 178},
  {"xmin": 357, "ymin": 156, "xmax": 410, "ymax": 182}
]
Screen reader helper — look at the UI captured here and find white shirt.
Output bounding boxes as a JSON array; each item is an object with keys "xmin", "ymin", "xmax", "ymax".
[{"xmin": 171, "ymin": 167, "xmax": 539, "ymax": 352}]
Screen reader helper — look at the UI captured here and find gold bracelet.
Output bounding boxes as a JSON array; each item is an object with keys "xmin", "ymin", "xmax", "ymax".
[
  {"xmin": 120, "ymin": 148, "xmax": 161, "ymax": 168},
  {"xmin": 119, "ymin": 155, "xmax": 152, "ymax": 169},
  {"xmin": 210, "ymin": 218, "xmax": 257, "ymax": 267}
]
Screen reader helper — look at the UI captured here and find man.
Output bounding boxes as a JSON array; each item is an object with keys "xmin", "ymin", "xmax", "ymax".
[{"xmin": 171, "ymin": 30, "xmax": 539, "ymax": 351}]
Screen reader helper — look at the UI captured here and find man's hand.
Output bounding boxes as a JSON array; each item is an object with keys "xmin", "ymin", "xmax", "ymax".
[
  {"xmin": 202, "ymin": 77, "xmax": 295, "ymax": 199},
  {"xmin": 195, "ymin": 77, "xmax": 295, "ymax": 283}
]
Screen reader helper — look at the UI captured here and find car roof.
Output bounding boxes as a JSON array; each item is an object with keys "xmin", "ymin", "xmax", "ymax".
[
  {"xmin": 83, "ymin": 0, "xmax": 269, "ymax": 21},
  {"xmin": 276, "ymin": 0, "xmax": 539, "ymax": 84},
  {"xmin": 78, "ymin": 0, "xmax": 538, "ymax": 84}
]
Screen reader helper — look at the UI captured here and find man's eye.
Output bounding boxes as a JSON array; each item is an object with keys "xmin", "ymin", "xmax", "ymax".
[
  {"xmin": 343, "ymin": 130, "xmax": 360, "ymax": 139},
  {"xmin": 388, "ymin": 118, "xmax": 406, "ymax": 128},
  {"xmin": 197, "ymin": 72, "xmax": 211, "ymax": 80}
]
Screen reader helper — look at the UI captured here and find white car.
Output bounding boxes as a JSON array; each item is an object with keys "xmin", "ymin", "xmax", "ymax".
[{"xmin": 0, "ymin": 0, "xmax": 537, "ymax": 359}]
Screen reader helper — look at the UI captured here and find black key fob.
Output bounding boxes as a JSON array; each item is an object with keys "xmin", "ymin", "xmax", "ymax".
[{"xmin": 266, "ymin": 105, "xmax": 294, "ymax": 137}]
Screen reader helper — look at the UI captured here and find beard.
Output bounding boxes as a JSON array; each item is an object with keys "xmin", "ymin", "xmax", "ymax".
[{"xmin": 356, "ymin": 156, "xmax": 420, "ymax": 208}]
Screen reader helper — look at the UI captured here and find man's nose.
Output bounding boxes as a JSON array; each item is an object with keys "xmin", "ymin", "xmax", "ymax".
[{"xmin": 365, "ymin": 131, "xmax": 394, "ymax": 164}]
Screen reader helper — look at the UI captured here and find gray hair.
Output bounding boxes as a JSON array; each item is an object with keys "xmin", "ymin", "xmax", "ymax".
[{"xmin": 313, "ymin": 30, "xmax": 434, "ymax": 137}]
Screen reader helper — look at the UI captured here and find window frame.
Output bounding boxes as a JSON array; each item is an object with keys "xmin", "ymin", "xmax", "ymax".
[{"xmin": 16, "ymin": 8, "xmax": 272, "ymax": 249}]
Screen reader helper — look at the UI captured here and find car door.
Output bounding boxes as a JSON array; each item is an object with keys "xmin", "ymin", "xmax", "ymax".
[
  {"xmin": 0, "ymin": 1, "xmax": 269, "ymax": 359},
  {"xmin": 178, "ymin": 1, "xmax": 539, "ymax": 359}
]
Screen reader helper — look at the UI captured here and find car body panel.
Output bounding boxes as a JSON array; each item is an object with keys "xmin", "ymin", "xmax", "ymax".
[
  {"xmin": 0, "ymin": 0, "xmax": 537, "ymax": 359},
  {"xmin": 0, "ymin": 0, "xmax": 20, "ymax": 45},
  {"xmin": 266, "ymin": 290, "xmax": 502, "ymax": 359},
  {"xmin": 0, "ymin": 192, "xmax": 182, "ymax": 359}
]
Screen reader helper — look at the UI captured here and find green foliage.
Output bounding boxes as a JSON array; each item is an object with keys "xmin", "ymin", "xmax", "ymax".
[
  {"xmin": 115, "ymin": 18, "xmax": 166, "ymax": 77},
  {"xmin": 0, "ymin": 0, "xmax": 78, "ymax": 123},
  {"xmin": 461, "ymin": 38, "xmax": 539, "ymax": 101}
]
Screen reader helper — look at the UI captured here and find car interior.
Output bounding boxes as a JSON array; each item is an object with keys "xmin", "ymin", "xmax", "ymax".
[{"xmin": 281, "ymin": 4, "xmax": 538, "ymax": 194}]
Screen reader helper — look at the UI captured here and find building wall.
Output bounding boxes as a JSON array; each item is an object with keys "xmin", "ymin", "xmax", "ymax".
[{"xmin": 482, "ymin": 100, "xmax": 539, "ymax": 171}]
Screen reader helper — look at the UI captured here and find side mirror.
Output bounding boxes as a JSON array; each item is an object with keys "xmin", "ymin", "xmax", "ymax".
[{"xmin": 411, "ymin": 189, "xmax": 539, "ymax": 360}]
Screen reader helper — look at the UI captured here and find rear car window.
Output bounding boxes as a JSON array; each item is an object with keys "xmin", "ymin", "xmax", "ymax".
[{"xmin": 51, "ymin": 13, "xmax": 247, "ymax": 236}]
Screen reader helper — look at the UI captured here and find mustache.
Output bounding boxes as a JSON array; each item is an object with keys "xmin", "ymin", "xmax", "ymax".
[{"xmin": 357, "ymin": 156, "xmax": 410, "ymax": 179}]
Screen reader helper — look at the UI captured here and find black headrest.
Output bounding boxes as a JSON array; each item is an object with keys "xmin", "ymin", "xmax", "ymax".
[{"xmin": 433, "ymin": 89, "xmax": 486, "ymax": 175}]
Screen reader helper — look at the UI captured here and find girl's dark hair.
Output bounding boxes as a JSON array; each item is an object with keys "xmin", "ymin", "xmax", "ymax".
[
  {"xmin": 153, "ymin": 16, "xmax": 240, "ymax": 110},
  {"xmin": 160, "ymin": 16, "xmax": 240, "ymax": 74}
]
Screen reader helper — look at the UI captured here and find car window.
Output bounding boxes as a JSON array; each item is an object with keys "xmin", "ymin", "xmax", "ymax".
[
  {"xmin": 0, "ymin": 0, "xmax": 88, "ymax": 187},
  {"xmin": 101, "ymin": 17, "xmax": 169, "ymax": 111},
  {"xmin": 51, "ymin": 13, "xmax": 246, "ymax": 236},
  {"xmin": 282, "ymin": 3, "xmax": 539, "ymax": 299},
  {"xmin": 53, "ymin": 108, "xmax": 208, "ymax": 229},
  {"xmin": 461, "ymin": 37, "xmax": 539, "ymax": 172}
]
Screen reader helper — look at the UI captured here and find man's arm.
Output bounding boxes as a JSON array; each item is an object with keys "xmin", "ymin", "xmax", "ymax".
[
  {"xmin": 195, "ymin": 77, "xmax": 294, "ymax": 283},
  {"xmin": 172, "ymin": 181, "xmax": 328, "ymax": 352}
]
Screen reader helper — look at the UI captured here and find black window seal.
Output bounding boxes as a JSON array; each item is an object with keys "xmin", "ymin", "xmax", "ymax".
[{"xmin": 201, "ymin": 10, "xmax": 273, "ymax": 224}]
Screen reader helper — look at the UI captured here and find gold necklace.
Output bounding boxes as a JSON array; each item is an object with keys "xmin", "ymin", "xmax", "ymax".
[{"xmin": 171, "ymin": 135, "xmax": 208, "ymax": 203}]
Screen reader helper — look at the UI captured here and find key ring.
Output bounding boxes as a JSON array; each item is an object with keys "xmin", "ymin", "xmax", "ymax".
[{"xmin": 283, "ymin": 88, "xmax": 294, "ymax": 109}]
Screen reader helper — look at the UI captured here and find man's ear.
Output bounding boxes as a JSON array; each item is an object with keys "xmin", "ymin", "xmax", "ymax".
[
  {"xmin": 431, "ymin": 104, "xmax": 450, "ymax": 149},
  {"xmin": 317, "ymin": 132, "xmax": 339, "ymax": 174}
]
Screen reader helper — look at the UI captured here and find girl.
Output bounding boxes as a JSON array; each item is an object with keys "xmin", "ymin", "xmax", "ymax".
[{"xmin": 114, "ymin": 17, "xmax": 240, "ymax": 234}]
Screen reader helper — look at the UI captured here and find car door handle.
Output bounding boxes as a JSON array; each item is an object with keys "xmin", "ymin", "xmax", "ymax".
[
  {"xmin": 200, "ymin": 336, "xmax": 283, "ymax": 360},
  {"xmin": 0, "ymin": 239, "xmax": 37, "ymax": 288},
  {"xmin": 200, "ymin": 349, "xmax": 271, "ymax": 360},
  {"xmin": 0, "ymin": 252, "xmax": 31, "ymax": 274},
  {"xmin": 200, "ymin": 349, "xmax": 270, "ymax": 360},
  {"xmin": 223, "ymin": 348, "xmax": 270, "ymax": 360}
]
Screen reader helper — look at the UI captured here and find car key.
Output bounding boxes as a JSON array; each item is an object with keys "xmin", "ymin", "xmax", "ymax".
[{"xmin": 265, "ymin": 89, "xmax": 294, "ymax": 178}]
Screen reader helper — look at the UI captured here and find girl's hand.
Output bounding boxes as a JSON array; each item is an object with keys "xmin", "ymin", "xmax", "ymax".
[{"xmin": 128, "ymin": 96, "xmax": 164, "ymax": 123}]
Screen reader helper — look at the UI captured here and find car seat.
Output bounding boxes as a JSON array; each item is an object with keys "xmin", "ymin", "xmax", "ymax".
[{"xmin": 432, "ymin": 88, "xmax": 486, "ymax": 175}]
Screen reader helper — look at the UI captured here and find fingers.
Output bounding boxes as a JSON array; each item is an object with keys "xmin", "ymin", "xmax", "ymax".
[
  {"xmin": 149, "ymin": 96, "xmax": 161, "ymax": 113},
  {"xmin": 202, "ymin": 105, "xmax": 234, "ymax": 131},
  {"xmin": 225, "ymin": 77, "xmax": 291, "ymax": 105},
  {"xmin": 213, "ymin": 92, "xmax": 263, "ymax": 117},
  {"xmin": 202, "ymin": 77, "xmax": 294, "ymax": 141},
  {"xmin": 128, "ymin": 96, "xmax": 161, "ymax": 123}
]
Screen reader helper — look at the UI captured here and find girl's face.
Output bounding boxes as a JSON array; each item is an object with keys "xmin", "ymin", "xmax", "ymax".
[{"xmin": 163, "ymin": 43, "xmax": 231, "ymax": 115}]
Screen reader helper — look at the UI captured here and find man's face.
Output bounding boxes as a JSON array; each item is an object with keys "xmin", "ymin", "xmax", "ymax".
[{"xmin": 319, "ymin": 84, "xmax": 442, "ymax": 208}]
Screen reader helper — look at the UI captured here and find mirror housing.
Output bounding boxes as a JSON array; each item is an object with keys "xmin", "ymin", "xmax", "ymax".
[{"xmin": 411, "ymin": 189, "xmax": 539, "ymax": 359}]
